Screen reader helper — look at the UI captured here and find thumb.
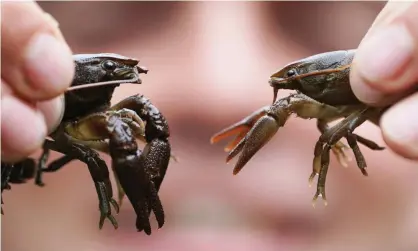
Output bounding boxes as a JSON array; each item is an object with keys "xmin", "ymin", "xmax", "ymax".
[
  {"xmin": 350, "ymin": 1, "xmax": 418, "ymax": 160},
  {"xmin": 350, "ymin": 1, "xmax": 418, "ymax": 106}
]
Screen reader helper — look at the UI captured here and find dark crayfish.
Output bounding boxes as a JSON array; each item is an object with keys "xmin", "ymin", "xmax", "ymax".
[
  {"xmin": 211, "ymin": 49, "xmax": 400, "ymax": 206},
  {"xmin": 1, "ymin": 53, "xmax": 172, "ymax": 235}
]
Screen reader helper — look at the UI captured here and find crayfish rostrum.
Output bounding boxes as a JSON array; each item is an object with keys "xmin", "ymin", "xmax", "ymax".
[
  {"xmin": 1, "ymin": 53, "xmax": 172, "ymax": 235},
  {"xmin": 211, "ymin": 49, "xmax": 395, "ymax": 206}
]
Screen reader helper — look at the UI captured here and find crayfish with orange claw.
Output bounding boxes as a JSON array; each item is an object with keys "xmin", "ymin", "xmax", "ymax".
[{"xmin": 211, "ymin": 49, "xmax": 393, "ymax": 207}]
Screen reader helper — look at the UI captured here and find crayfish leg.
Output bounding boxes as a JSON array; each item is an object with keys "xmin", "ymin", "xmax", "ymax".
[
  {"xmin": 311, "ymin": 108, "xmax": 376, "ymax": 204},
  {"xmin": 42, "ymin": 135, "xmax": 119, "ymax": 229},
  {"xmin": 316, "ymin": 119, "xmax": 384, "ymax": 170},
  {"xmin": 312, "ymin": 144, "xmax": 331, "ymax": 208},
  {"xmin": 316, "ymin": 119, "xmax": 352, "ymax": 168}
]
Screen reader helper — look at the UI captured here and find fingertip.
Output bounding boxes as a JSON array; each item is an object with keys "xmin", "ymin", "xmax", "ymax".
[
  {"xmin": 350, "ymin": 66, "xmax": 410, "ymax": 107},
  {"xmin": 23, "ymin": 33, "xmax": 75, "ymax": 100},
  {"xmin": 2, "ymin": 1, "xmax": 75, "ymax": 101},
  {"xmin": 37, "ymin": 94, "xmax": 65, "ymax": 134},
  {"xmin": 349, "ymin": 0, "xmax": 418, "ymax": 108},
  {"xmin": 380, "ymin": 93, "xmax": 418, "ymax": 160},
  {"xmin": 350, "ymin": 66, "xmax": 387, "ymax": 106},
  {"xmin": 1, "ymin": 95, "xmax": 47, "ymax": 162}
]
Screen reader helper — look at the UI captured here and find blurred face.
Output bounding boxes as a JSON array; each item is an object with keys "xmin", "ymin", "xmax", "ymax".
[{"xmin": 3, "ymin": 2, "xmax": 418, "ymax": 251}]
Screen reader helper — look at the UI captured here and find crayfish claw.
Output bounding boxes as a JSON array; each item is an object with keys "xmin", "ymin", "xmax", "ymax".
[
  {"xmin": 224, "ymin": 131, "xmax": 248, "ymax": 153},
  {"xmin": 212, "ymin": 100, "xmax": 291, "ymax": 175},
  {"xmin": 210, "ymin": 106, "xmax": 269, "ymax": 152},
  {"xmin": 137, "ymin": 138, "xmax": 170, "ymax": 228},
  {"xmin": 136, "ymin": 209, "xmax": 152, "ymax": 235},
  {"xmin": 226, "ymin": 137, "xmax": 245, "ymax": 163},
  {"xmin": 210, "ymin": 123, "xmax": 249, "ymax": 146},
  {"xmin": 107, "ymin": 114, "xmax": 168, "ymax": 234},
  {"xmin": 108, "ymin": 154, "xmax": 154, "ymax": 233},
  {"xmin": 233, "ymin": 115, "xmax": 280, "ymax": 175}
]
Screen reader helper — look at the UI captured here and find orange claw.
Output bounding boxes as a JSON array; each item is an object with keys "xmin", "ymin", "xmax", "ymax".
[
  {"xmin": 210, "ymin": 106, "xmax": 269, "ymax": 152},
  {"xmin": 210, "ymin": 124, "xmax": 251, "ymax": 152},
  {"xmin": 226, "ymin": 137, "xmax": 246, "ymax": 163},
  {"xmin": 231, "ymin": 115, "xmax": 280, "ymax": 175},
  {"xmin": 224, "ymin": 131, "xmax": 248, "ymax": 152},
  {"xmin": 211, "ymin": 104, "xmax": 290, "ymax": 175}
]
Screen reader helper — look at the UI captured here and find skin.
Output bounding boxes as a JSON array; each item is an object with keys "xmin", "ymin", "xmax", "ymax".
[
  {"xmin": 1, "ymin": 1, "xmax": 74, "ymax": 162},
  {"xmin": 350, "ymin": 0, "xmax": 418, "ymax": 159},
  {"xmin": 2, "ymin": 1, "xmax": 415, "ymax": 163},
  {"xmin": 2, "ymin": 2, "xmax": 418, "ymax": 251}
]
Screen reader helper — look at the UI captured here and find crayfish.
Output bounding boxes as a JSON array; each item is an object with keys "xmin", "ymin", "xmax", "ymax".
[
  {"xmin": 211, "ymin": 49, "xmax": 396, "ymax": 206},
  {"xmin": 1, "ymin": 53, "xmax": 172, "ymax": 235}
]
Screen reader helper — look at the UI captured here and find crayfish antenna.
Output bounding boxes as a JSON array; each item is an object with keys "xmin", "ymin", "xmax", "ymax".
[
  {"xmin": 66, "ymin": 77, "xmax": 141, "ymax": 92},
  {"xmin": 272, "ymin": 87, "xmax": 279, "ymax": 104}
]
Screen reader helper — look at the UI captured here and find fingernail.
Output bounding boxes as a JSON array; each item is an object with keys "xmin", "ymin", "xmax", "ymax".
[
  {"xmin": 381, "ymin": 94, "xmax": 418, "ymax": 159},
  {"xmin": 355, "ymin": 24, "xmax": 414, "ymax": 85},
  {"xmin": 24, "ymin": 33, "xmax": 74, "ymax": 96},
  {"xmin": 37, "ymin": 94, "xmax": 65, "ymax": 134}
]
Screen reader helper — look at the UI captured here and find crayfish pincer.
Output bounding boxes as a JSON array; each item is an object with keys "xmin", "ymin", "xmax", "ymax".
[
  {"xmin": 1, "ymin": 53, "xmax": 172, "ymax": 235},
  {"xmin": 211, "ymin": 49, "xmax": 388, "ymax": 207}
]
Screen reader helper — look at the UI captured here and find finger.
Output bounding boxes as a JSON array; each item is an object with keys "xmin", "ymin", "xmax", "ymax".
[
  {"xmin": 380, "ymin": 92, "xmax": 418, "ymax": 160},
  {"xmin": 37, "ymin": 94, "xmax": 65, "ymax": 134},
  {"xmin": 1, "ymin": 94, "xmax": 47, "ymax": 163},
  {"xmin": 350, "ymin": 1, "xmax": 418, "ymax": 106},
  {"xmin": 2, "ymin": 79, "xmax": 64, "ymax": 136},
  {"xmin": 1, "ymin": 1, "xmax": 74, "ymax": 102}
]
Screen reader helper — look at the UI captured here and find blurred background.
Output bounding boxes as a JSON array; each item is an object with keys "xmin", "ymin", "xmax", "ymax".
[{"xmin": 2, "ymin": 2, "xmax": 418, "ymax": 251}]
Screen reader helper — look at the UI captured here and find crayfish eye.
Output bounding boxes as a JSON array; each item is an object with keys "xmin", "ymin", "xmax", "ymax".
[
  {"xmin": 286, "ymin": 69, "xmax": 296, "ymax": 78},
  {"xmin": 102, "ymin": 60, "xmax": 117, "ymax": 71}
]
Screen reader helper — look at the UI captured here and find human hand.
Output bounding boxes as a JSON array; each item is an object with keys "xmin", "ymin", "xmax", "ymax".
[
  {"xmin": 1, "ymin": 1, "xmax": 74, "ymax": 162},
  {"xmin": 350, "ymin": 1, "xmax": 418, "ymax": 160}
]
